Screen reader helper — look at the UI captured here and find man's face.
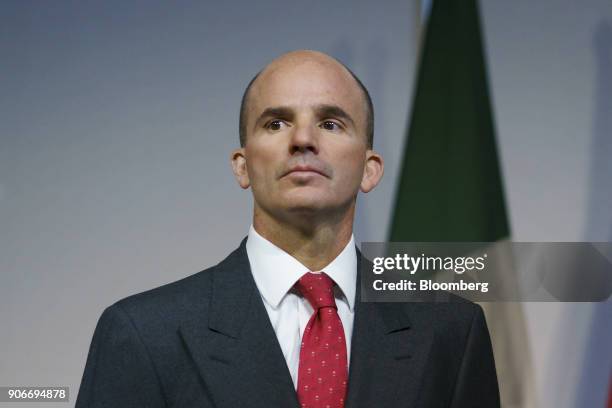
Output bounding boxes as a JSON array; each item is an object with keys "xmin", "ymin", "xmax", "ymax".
[{"xmin": 232, "ymin": 53, "xmax": 381, "ymax": 221}]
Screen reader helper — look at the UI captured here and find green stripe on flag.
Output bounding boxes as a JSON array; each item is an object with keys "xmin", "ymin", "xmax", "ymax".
[{"xmin": 390, "ymin": 0, "xmax": 509, "ymax": 242}]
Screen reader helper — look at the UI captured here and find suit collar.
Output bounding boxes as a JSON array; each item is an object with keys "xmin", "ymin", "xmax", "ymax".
[
  {"xmin": 353, "ymin": 247, "xmax": 412, "ymax": 339},
  {"xmin": 206, "ymin": 237, "xmax": 254, "ymax": 338}
]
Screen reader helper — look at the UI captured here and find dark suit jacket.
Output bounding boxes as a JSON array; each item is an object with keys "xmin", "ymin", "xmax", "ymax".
[{"xmin": 76, "ymin": 238, "xmax": 500, "ymax": 407}]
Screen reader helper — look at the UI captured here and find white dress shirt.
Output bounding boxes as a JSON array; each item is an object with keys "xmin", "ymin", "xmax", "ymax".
[{"xmin": 245, "ymin": 225, "xmax": 357, "ymax": 389}]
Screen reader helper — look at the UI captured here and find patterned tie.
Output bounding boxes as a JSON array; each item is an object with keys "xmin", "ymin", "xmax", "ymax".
[{"xmin": 295, "ymin": 272, "xmax": 348, "ymax": 408}]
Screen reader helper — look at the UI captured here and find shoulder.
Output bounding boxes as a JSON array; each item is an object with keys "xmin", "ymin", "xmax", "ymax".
[{"xmin": 99, "ymin": 239, "xmax": 248, "ymax": 335}]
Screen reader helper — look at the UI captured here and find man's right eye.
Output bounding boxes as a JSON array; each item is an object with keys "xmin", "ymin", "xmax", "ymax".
[{"xmin": 267, "ymin": 120, "xmax": 285, "ymax": 131}]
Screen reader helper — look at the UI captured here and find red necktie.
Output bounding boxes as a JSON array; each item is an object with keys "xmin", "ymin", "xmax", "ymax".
[{"xmin": 295, "ymin": 272, "xmax": 348, "ymax": 408}]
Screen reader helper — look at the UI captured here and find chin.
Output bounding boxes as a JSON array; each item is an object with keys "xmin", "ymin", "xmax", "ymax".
[
  {"xmin": 283, "ymin": 200, "xmax": 328, "ymax": 214},
  {"xmin": 282, "ymin": 197, "xmax": 354, "ymax": 219}
]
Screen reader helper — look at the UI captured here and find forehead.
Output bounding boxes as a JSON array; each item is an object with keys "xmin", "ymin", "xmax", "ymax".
[{"xmin": 248, "ymin": 58, "xmax": 366, "ymax": 123}]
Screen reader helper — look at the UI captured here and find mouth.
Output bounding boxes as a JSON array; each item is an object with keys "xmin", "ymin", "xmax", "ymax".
[{"xmin": 283, "ymin": 165, "xmax": 328, "ymax": 178}]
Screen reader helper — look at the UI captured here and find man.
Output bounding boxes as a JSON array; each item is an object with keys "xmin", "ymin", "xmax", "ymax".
[{"xmin": 76, "ymin": 50, "xmax": 500, "ymax": 408}]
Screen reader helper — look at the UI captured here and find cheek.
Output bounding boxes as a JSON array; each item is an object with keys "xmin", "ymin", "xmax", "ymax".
[
  {"xmin": 332, "ymin": 147, "xmax": 366, "ymax": 185},
  {"xmin": 336, "ymin": 164, "xmax": 365, "ymax": 191},
  {"xmin": 245, "ymin": 147, "xmax": 278, "ymax": 188}
]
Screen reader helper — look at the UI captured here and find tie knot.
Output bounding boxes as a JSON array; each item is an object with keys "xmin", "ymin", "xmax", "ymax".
[{"xmin": 295, "ymin": 272, "xmax": 337, "ymax": 310}]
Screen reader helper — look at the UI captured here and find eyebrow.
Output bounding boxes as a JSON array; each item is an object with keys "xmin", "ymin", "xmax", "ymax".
[
  {"xmin": 314, "ymin": 104, "xmax": 355, "ymax": 127},
  {"xmin": 254, "ymin": 104, "xmax": 356, "ymax": 129},
  {"xmin": 255, "ymin": 107, "xmax": 295, "ymax": 127}
]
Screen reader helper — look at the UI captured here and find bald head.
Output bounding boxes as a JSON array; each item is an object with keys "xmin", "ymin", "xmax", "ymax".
[{"xmin": 239, "ymin": 50, "xmax": 374, "ymax": 148}]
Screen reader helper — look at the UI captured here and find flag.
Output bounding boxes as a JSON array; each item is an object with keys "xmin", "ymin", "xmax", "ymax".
[{"xmin": 389, "ymin": 1, "xmax": 535, "ymax": 406}]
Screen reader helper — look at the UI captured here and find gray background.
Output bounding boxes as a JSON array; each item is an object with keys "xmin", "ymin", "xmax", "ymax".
[{"xmin": 1, "ymin": 1, "xmax": 611, "ymax": 407}]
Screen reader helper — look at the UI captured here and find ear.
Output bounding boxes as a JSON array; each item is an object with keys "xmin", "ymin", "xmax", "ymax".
[
  {"xmin": 230, "ymin": 148, "xmax": 250, "ymax": 189},
  {"xmin": 360, "ymin": 150, "xmax": 384, "ymax": 193}
]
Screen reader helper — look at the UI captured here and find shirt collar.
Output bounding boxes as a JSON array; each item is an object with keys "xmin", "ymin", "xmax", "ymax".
[{"xmin": 246, "ymin": 225, "xmax": 357, "ymax": 312}]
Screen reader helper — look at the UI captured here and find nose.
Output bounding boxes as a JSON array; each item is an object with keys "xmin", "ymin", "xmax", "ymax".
[{"xmin": 289, "ymin": 122, "xmax": 319, "ymax": 155}]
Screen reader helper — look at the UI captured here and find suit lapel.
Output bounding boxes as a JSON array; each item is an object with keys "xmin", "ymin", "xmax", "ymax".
[
  {"xmin": 179, "ymin": 239, "xmax": 299, "ymax": 408},
  {"xmin": 345, "ymin": 251, "xmax": 434, "ymax": 408}
]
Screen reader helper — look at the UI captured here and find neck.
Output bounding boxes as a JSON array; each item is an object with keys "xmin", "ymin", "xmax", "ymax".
[{"xmin": 252, "ymin": 204, "xmax": 355, "ymax": 271}]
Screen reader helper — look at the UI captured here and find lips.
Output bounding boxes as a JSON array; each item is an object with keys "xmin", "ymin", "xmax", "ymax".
[{"xmin": 283, "ymin": 165, "xmax": 328, "ymax": 178}]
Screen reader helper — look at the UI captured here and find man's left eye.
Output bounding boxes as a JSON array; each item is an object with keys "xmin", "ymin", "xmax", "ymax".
[{"xmin": 321, "ymin": 121, "xmax": 341, "ymax": 131}]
